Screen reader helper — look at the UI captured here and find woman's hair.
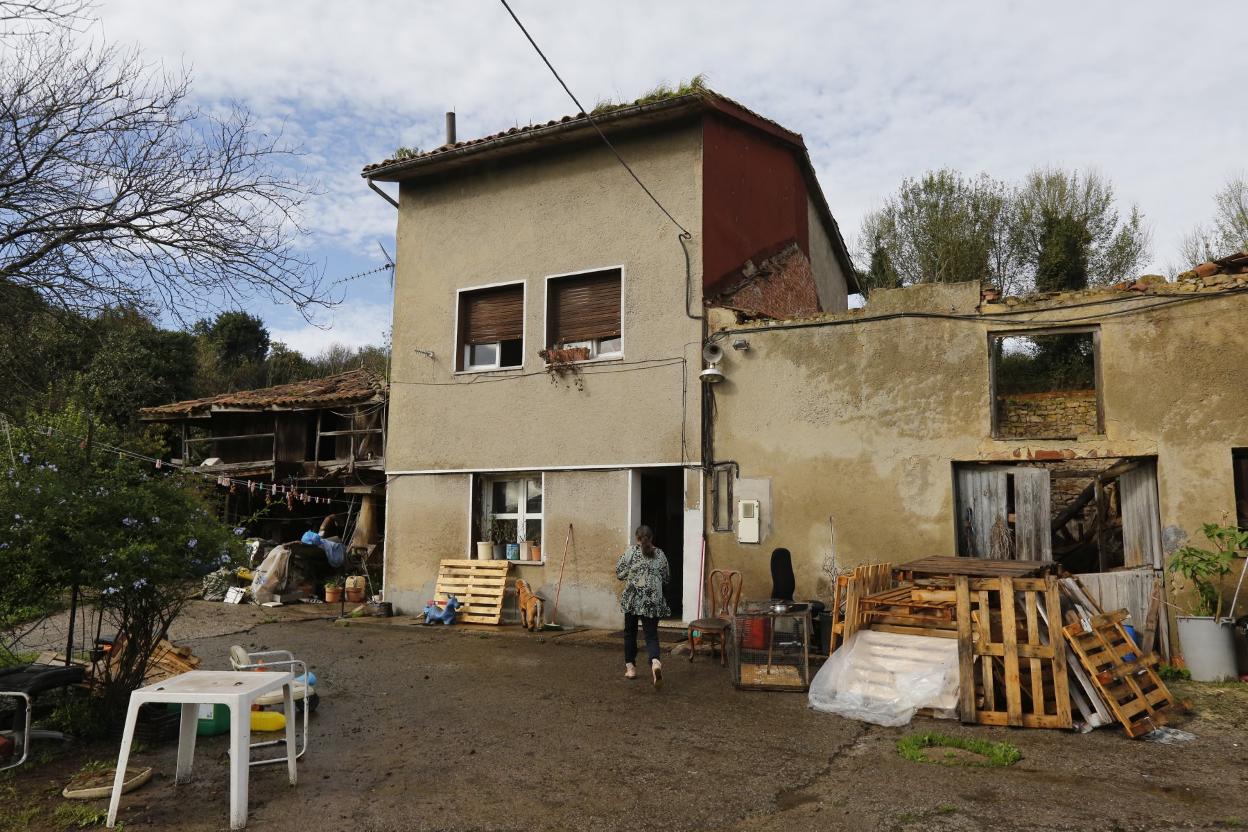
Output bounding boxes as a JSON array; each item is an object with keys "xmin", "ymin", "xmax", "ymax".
[{"xmin": 635, "ymin": 525, "xmax": 655, "ymax": 556}]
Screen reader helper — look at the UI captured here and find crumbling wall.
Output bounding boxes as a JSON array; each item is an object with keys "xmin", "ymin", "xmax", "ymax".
[{"xmin": 996, "ymin": 390, "xmax": 1098, "ymax": 438}]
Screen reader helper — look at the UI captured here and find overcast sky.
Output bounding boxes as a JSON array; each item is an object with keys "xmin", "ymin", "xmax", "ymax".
[{"xmin": 96, "ymin": 0, "xmax": 1248, "ymax": 355}]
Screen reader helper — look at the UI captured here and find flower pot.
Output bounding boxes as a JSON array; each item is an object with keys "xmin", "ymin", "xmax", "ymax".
[
  {"xmin": 492, "ymin": 544, "xmax": 506, "ymax": 560},
  {"xmin": 476, "ymin": 541, "xmax": 493, "ymax": 560},
  {"xmin": 345, "ymin": 587, "xmax": 366, "ymax": 603},
  {"xmin": 1176, "ymin": 615, "xmax": 1238, "ymax": 681},
  {"xmin": 324, "ymin": 587, "xmax": 342, "ymax": 603},
  {"xmin": 529, "ymin": 544, "xmax": 541, "ymax": 562},
  {"xmin": 506, "ymin": 543, "xmax": 520, "ymax": 561}
]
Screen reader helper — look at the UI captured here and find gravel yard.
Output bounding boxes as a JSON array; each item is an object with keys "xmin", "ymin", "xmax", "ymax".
[{"xmin": 4, "ymin": 606, "xmax": 1248, "ymax": 831}]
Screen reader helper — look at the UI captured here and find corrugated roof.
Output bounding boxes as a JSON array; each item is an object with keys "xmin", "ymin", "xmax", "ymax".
[{"xmin": 139, "ymin": 368, "xmax": 386, "ymax": 419}]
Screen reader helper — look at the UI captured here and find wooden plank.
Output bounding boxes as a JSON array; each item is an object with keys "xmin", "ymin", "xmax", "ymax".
[
  {"xmin": 999, "ymin": 577, "xmax": 1023, "ymax": 725},
  {"xmin": 904, "ymin": 556, "xmax": 1053, "ymax": 578},
  {"xmin": 1010, "ymin": 466, "xmax": 1053, "ymax": 561},
  {"xmin": 955, "ymin": 576, "xmax": 976, "ymax": 723},
  {"xmin": 1025, "ymin": 590, "xmax": 1043, "ymax": 712},
  {"xmin": 1120, "ymin": 462, "xmax": 1163, "ymax": 569},
  {"xmin": 976, "ymin": 590, "xmax": 994, "ymax": 710},
  {"xmin": 867, "ymin": 623, "xmax": 958, "ymax": 639},
  {"xmin": 1045, "ymin": 578, "xmax": 1072, "ymax": 728}
]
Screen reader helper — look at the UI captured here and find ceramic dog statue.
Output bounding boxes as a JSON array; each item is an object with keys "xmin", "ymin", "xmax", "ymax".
[
  {"xmin": 423, "ymin": 595, "xmax": 462, "ymax": 625},
  {"xmin": 515, "ymin": 579, "xmax": 543, "ymax": 632}
]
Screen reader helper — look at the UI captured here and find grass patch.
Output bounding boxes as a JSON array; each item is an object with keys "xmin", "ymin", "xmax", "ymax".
[
  {"xmin": 1159, "ymin": 664, "xmax": 1191, "ymax": 681},
  {"xmin": 897, "ymin": 731, "xmax": 1021, "ymax": 767},
  {"xmin": 591, "ymin": 74, "xmax": 709, "ymax": 115},
  {"xmin": 0, "ymin": 650, "xmax": 38, "ymax": 670},
  {"xmin": 53, "ymin": 803, "xmax": 110, "ymax": 828}
]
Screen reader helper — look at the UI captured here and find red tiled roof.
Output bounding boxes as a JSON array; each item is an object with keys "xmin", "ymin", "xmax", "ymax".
[
  {"xmin": 361, "ymin": 89, "xmax": 800, "ymax": 177},
  {"xmin": 362, "ymin": 87, "xmax": 859, "ymax": 293},
  {"xmin": 139, "ymin": 368, "xmax": 386, "ymax": 419}
]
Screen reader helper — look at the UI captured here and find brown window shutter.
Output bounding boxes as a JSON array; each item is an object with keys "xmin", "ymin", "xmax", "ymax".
[
  {"xmin": 460, "ymin": 285, "xmax": 523, "ymax": 345},
  {"xmin": 548, "ymin": 270, "xmax": 621, "ymax": 345}
]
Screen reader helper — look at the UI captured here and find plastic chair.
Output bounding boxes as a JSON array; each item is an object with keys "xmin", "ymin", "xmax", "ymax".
[
  {"xmin": 228, "ymin": 647, "xmax": 313, "ymax": 766},
  {"xmin": 686, "ymin": 569, "xmax": 743, "ymax": 665},
  {"xmin": 0, "ymin": 663, "xmax": 86, "ymax": 771}
]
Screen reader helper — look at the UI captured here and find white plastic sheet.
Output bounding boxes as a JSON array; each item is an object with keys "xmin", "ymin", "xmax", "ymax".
[{"xmin": 808, "ymin": 629, "xmax": 961, "ymax": 727}]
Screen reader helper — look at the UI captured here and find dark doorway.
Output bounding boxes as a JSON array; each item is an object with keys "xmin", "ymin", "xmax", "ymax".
[{"xmin": 639, "ymin": 468, "xmax": 684, "ymax": 620}]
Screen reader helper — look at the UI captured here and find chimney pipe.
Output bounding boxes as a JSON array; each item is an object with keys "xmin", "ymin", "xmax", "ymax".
[{"xmin": 445, "ymin": 111, "xmax": 456, "ymax": 146}]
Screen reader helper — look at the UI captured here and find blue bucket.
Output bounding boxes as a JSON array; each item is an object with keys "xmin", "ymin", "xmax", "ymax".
[{"xmin": 1123, "ymin": 624, "xmax": 1140, "ymax": 663}]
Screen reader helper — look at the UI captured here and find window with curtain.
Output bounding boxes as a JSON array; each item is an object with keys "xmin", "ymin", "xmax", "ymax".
[
  {"xmin": 457, "ymin": 283, "xmax": 524, "ymax": 370},
  {"xmin": 546, "ymin": 269, "xmax": 622, "ymax": 359}
]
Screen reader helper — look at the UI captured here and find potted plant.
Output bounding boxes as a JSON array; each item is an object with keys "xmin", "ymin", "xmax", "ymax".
[
  {"xmin": 324, "ymin": 578, "xmax": 342, "ymax": 604},
  {"xmin": 345, "ymin": 575, "xmax": 366, "ymax": 603},
  {"xmin": 1168, "ymin": 522, "xmax": 1246, "ymax": 681},
  {"xmin": 489, "ymin": 519, "xmax": 509, "ymax": 560},
  {"xmin": 526, "ymin": 529, "xmax": 541, "ymax": 562}
]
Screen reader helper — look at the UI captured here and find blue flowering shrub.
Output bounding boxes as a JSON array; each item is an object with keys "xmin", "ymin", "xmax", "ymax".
[{"xmin": 0, "ymin": 407, "xmax": 242, "ymax": 721}]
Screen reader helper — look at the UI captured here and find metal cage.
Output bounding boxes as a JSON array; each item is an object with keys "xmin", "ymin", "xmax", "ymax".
[{"xmin": 730, "ymin": 603, "xmax": 812, "ymax": 691}]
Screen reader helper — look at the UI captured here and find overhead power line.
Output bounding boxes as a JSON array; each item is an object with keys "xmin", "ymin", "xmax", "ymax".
[{"xmin": 496, "ymin": 0, "xmax": 691, "ymax": 238}]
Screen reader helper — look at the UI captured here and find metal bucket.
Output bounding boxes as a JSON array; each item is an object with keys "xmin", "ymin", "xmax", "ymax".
[{"xmin": 1176, "ymin": 616, "xmax": 1238, "ymax": 681}]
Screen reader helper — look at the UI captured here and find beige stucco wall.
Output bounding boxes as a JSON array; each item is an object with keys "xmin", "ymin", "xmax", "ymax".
[
  {"xmin": 384, "ymin": 469, "xmax": 632, "ymax": 628},
  {"xmin": 807, "ymin": 196, "xmax": 850, "ymax": 313},
  {"xmin": 383, "ymin": 127, "xmax": 704, "ymax": 616},
  {"xmin": 387, "ymin": 127, "xmax": 704, "ymax": 473},
  {"xmin": 706, "ymin": 282, "xmax": 1248, "ymax": 615}
]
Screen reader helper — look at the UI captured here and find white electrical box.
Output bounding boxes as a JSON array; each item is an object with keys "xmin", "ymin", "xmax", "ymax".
[{"xmin": 737, "ymin": 499, "xmax": 761, "ymax": 543}]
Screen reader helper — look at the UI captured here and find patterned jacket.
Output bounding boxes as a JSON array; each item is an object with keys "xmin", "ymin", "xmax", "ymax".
[{"xmin": 615, "ymin": 544, "xmax": 670, "ymax": 618}]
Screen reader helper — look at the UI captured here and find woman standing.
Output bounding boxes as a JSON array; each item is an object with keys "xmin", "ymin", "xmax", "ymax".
[{"xmin": 615, "ymin": 525, "xmax": 670, "ymax": 687}]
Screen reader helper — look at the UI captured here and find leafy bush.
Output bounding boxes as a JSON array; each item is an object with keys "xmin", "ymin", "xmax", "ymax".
[
  {"xmin": 1169, "ymin": 523, "xmax": 1246, "ymax": 619},
  {"xmin": 0, "ymin": 406, "xmax": 243, "ymax": 718}
]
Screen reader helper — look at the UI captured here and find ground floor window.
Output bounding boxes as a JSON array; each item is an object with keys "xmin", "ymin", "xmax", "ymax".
[
  {"xmin": 1234, "ymin": 449, "xmax": 1248, "ymax": 530},
  {"xmin": 480, "ymin": 474, "xmax": 543, "ymax": 560}
]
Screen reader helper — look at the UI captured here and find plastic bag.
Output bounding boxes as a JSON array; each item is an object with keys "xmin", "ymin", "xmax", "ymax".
[
  {"xmin": 808, "ymin": 629, "xmax": 961, "ymax": 727},
  {"xmin": 250, "ymin": 544, "xmax": 291, "ymax": 604}
]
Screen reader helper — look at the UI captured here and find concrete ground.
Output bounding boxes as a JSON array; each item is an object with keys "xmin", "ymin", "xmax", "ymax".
[{"xmin": 5, "ymin": 605, "xmax": 1248, "ymax": 831}]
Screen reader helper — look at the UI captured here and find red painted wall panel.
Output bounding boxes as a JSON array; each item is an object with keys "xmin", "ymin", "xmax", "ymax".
[{"xmin": 702, "ymin": 115, "xmax": 810, "ymax": 290}]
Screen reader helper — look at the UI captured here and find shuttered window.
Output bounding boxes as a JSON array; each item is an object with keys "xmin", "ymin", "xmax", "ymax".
[
  {"xmin": 547, "ymin": 269, "xmax": 622, "ymax": 350},
  {"xmin": 457, "ymin": 283, "xmax": 524, "ymax": 370}
]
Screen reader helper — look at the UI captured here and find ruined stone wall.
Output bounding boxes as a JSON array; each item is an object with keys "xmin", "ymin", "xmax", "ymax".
[{"xmin": 996, "ymin": 390, "xmax": 1098, "ymax": 438}]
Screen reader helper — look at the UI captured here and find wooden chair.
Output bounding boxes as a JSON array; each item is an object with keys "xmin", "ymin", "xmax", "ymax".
[{"xmin": 686, "ymin": 569, "xmax": 743, "ymax": 666}]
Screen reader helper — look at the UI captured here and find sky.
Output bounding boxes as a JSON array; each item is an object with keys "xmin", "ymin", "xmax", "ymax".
[{"xmin": 93, "ymin": 0, "xmax": 1248, "ymax": 356}]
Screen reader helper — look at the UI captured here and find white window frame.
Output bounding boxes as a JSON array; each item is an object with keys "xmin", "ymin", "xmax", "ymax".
[
  {"xmin": 453, "ymin": 279, "xmax": 526, "ymax": 374},
  {"xmin": 542, "ymin": 265, "xmax": 625, "ymax": 364},
  {"xmin": 481, "ymin": 473, "xmax": 545, "ymax": 564}
]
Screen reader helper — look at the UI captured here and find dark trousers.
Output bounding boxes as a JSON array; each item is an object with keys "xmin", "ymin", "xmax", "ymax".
[{"xmin": 624, "ymin": 613, "xmax": 660, "ymax": 664}]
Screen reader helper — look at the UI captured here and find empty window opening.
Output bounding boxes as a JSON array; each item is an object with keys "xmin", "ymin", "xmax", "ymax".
[
  {"xmin": 546, "ymin": 269, "xmax": 622, "ymax": 361},
  {"xmin": 990, "ymin": 329, "xmax": 1100, "ymax": 439},
  {"xmin": 458, "ymin": 283, "xmax": 524, "ymax": 371}
]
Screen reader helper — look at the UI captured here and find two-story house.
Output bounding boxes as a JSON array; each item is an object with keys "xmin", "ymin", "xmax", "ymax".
[{"xmin": 364, "ymin": 89, "xmax": 856, "ymax": 625}]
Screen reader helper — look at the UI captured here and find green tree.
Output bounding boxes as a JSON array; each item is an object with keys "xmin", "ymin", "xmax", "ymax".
[
  {"xmin": 1011, "ymin": 167, "xmax": 1149, "ymax": 288},
  {"xmin": 856, "ymin": 169, "xmax": 1016, "ymax": 293},
  {"xmin": 195, "ymin": 311, "xmax": 271, "ymax": 368},
  {"xmin": 1034, "ymin": 213, "xmax": 1091, "ymax": 292}
]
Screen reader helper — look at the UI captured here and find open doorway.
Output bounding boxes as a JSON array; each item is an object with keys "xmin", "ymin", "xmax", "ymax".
[{"xmin": 637, "ymin": 468, "xmax": 684, "ymax": 620}]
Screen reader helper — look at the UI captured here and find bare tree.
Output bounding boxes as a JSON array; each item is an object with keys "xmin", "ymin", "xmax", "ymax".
[
  {"xmin": 0, "ymin": 0, "xmax": 92, "ymax": 35},
  {"xmin": 1, "ymin": 14, "xmax": 326, "ymax": 320},
  {"xmin": 1180, "ymin": 175, "xmax": 1248, "ymax": 267}
]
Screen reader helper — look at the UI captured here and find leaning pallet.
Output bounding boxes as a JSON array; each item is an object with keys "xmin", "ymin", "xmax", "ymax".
[
  {"xmin": 828, "ymin": 563, "xmax": 892, "ymax": 653},
  {"xmin": 434, "ymin": 559, "xmax": 511, "ymax": 624},
  {"xmin": 1062, "ymin": 609, "xmax": 1173, "ymax": 738},
  {"xmin": 955, "ymin": 575, "xmax": 1072, "ymax": 729}
]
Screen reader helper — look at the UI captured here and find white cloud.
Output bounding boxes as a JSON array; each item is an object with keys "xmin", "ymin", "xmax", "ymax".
[
  {"xmin": 269, "ymin": 300, "xmax": 391, "ymax": 357},
  {"xmin": 92, "ymin": 0, "xmax": 1248, "ymax": 275}
]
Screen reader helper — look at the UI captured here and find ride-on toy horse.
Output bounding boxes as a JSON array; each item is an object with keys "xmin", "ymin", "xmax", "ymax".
[{"xmin": 422, "ymin": 595, "xmax": 462, "ymax": 625}]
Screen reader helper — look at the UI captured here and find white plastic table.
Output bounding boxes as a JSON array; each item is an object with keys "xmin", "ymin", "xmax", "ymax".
[{"xmin": 106, "ymin": 670, "xmax": 296, "ymax": 830}]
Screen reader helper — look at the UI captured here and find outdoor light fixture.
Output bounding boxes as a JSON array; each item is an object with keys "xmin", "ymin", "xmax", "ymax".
[
  {"xmin": 700, "ymin": 342, "xmax": 726, "ymax": 383},
  {"xmin": 731, "ymin": 338, "xmax": 750, "ymax": 351}
]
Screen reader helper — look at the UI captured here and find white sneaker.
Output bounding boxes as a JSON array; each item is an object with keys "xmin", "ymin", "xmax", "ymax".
[
  {"xmin": 624, "ymin": 662, "xmax": 636, "ymax": 679},
  {"xmin": 651, "ymin": 658, "xmax": 663, "ymax": 688}
]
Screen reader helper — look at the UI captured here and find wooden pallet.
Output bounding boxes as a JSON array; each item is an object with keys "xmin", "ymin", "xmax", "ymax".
[
  {"xmin": 829, "ymin": 563, "xmax": 892, "ymax": 653},
  {"xmin": 434, "ymin": 559, "xmax": 511, "ymax": 624},
  {"xmin": 955, "ymin": 575, "xmax": 1072, "ymax": 729},
  {"xmin": 899, "ymin": 556, "xmax": 1055, "ymax": 580},
  {"xmin": 859, "ymin": 585, "xmax": 958, "ymax": 638},
  {"xmin": 1063, "ymin": 609, "xmax": 1173, "ymax": 738}
]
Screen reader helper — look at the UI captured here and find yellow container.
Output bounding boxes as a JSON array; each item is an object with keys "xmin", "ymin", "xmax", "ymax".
[{"xmin": 249, "ymin": 711, "xmax": 286, "ymax": 732}]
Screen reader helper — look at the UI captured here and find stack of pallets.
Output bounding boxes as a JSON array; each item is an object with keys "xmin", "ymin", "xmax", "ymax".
[{"xmin": 830, "ymin": 557, "xmax": 1175, "ymax": 737}]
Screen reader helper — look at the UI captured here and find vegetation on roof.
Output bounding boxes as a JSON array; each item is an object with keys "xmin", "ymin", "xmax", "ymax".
[{"xmin": 591, "ymin": 74, "xmax": 708, "ymax": 116}]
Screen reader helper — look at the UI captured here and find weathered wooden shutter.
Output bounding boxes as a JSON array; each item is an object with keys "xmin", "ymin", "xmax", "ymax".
[
  {"xmin": 1010, "ymin": 467, "xmax": 1053, "ymax": 561},
  {"xmin": 548, "ymin": 270, "xmax": 621, "ymax": 345},
  {"xmin": 1120, "ymin": 461, "xmax": 1162, "ymax": 569},
  {"xmin": 954, "ymin": 466, "xmax": 1008, "ymax": 559},
  {"xmin": 460, "ymin": 285, "xmax": 523, "ymax": 345}
]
